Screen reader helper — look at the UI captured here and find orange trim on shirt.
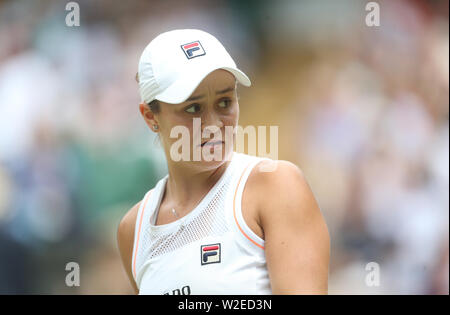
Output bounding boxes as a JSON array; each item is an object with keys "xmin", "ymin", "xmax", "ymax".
[
  {"xmin": 233, "ymin": 163, "xmax": 265, "ymax": 250},
  {"xmin": 132, "ymin": 191, "xmax": 152, "ymax": 279}
]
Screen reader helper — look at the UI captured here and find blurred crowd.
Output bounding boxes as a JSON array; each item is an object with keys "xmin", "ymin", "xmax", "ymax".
[{"xmin": 0, "ymin": 0, "xmax": 448, "ymax": 294}]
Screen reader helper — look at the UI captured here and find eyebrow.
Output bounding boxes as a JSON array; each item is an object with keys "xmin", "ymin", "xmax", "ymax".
[{"xmin": 185, "ymin": 86, "xmax": 235, "ymax": 102}]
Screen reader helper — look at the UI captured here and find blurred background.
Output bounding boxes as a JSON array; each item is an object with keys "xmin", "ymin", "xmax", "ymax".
[{"xmin": 0, "ymin": 0, "xmax": 448, "ymax": 294}]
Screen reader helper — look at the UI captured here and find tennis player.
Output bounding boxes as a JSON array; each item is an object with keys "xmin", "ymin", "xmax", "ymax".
[{"xmin": 117, "ymin": 29, "xmax": 330, "ymax": 295}]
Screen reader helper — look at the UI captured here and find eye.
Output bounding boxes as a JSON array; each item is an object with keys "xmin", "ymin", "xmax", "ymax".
[
  {"xmin": 218, "ymin": 99, "xmax": 231, "ymax": 109},
  {"xmin": 185, "ymin": 103, "xmax": 201, "ymax": 114}
]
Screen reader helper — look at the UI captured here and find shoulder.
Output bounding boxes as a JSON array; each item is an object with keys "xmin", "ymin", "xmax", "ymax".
[
  {"xmin": 246, "ymin": 159, "xmax": 318, "ymax": 221},
  {"xmin": 117, "ymin": 201, "xmax": 141, "ymax": 247},
  {"xmin": 117, "ymin": 187, "xmax": 156, "ymax": 248},
  {"xmin": 117, "ymin": 184, "xmax": 159, "ymax": 239},
  {"xmin": 247, "ymin": 159, "xmax": 307, "ymax": 196}
]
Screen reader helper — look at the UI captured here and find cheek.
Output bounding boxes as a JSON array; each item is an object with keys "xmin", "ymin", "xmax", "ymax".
[
  {"xmin": 159, "ymin": 115, "xmax": 194, "ymax": 142},
  {"xmin": 224, "ymin": 105, "xmax": 239, "ymax": 126},
  {"xmin": 222, "ymin": 114, "xmax": 237, "ymax": 127}
]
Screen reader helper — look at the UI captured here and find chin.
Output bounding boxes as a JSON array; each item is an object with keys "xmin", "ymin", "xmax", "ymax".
[{"xmin": 192, "ymin": 146, "xmax": 233, "ymax": 169}]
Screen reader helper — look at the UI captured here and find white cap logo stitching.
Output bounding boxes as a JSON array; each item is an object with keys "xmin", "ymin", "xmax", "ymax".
[{"xmin": 181, "ymin": 41, "xmax": 206, "ymax": 59}]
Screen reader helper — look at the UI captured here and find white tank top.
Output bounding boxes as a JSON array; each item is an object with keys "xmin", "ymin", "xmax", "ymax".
[{"xmin": 131, "ymin": 152, "xmax": 272, "ymax": 295}]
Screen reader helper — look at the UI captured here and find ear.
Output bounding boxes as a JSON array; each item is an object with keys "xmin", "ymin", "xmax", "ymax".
[{"xmin": 139, "ymin": 103, "xmax": 159, "ymax": 132}]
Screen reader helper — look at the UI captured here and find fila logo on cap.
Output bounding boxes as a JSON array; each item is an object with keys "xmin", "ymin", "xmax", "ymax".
[
  {"xmin": 201, "ymin": 243, "xmax": 221, "ymax": 265},
  {"xmin": 181, "ymin": 41, "xmax": 206, "ymax": 59}
]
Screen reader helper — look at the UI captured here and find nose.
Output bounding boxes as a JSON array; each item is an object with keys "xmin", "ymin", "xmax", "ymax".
[
  {"xmin": 201, "ymin": 107, "xmax": 223, "ymax": 129},
  {"xmin": 201, "ymin": 108, "xmax": 223, "ymax": 138}
]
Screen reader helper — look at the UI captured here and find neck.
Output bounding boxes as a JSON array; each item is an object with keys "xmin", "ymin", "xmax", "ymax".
[{"xmin": 164, "ymin": 154, "xmax": 233, "ymax": 210}]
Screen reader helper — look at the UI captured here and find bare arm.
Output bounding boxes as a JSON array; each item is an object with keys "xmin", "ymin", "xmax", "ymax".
[
  {"xmin": 257, "ymin": 160, "xmax": 330, "ymax": 294},
  {"xmin": 117, "ymin": 201, "xmax": 141, "ymax": 295}
]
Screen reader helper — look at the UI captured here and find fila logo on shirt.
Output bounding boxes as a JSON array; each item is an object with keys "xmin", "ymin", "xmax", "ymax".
[
  {"xmin": 181, "ymin": 41, "xmax": 206, "ymax": 59},
  {"xmin": 201, "ymin": 243, "xmax": 221, "ymax": 265}
]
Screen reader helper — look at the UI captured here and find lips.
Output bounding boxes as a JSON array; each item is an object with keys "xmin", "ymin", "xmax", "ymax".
[{"xmin": 201, "ymin": 140, "xmax": 224, "ymax": 147}]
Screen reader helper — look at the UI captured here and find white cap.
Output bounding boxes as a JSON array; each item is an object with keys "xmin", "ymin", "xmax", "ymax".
[{"xmin": 138, "ymin": 29, "xmax": 251, "ymax": 104}]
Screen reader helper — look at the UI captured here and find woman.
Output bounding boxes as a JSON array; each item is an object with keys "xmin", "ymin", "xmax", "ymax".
[{"xmin": 117, "ymin": 29, "xmax": 330, "ymax": 295}]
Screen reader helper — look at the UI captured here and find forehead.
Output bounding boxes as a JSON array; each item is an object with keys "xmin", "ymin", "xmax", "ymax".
[{"xmin": 191, "ymin": 69, "xmax": 236, "ymax": 94}]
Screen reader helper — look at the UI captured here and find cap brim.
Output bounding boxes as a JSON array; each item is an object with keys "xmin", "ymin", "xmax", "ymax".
[{"xmin": 154, "ymin": 65, "xmax": 251, "ymax": 104}]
